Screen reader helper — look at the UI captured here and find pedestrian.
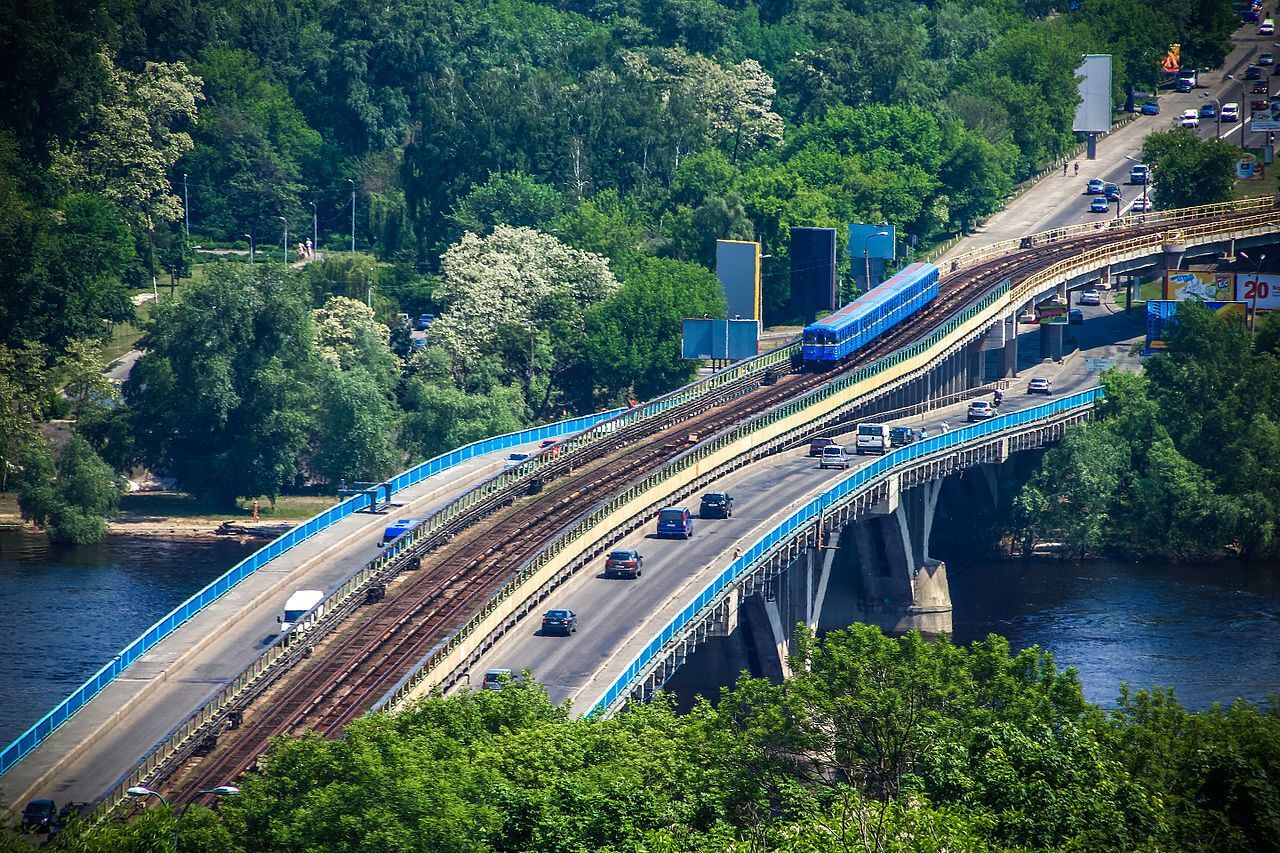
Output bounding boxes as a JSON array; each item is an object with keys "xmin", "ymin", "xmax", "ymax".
[
  {"xmin": 1073, "ymin": 161, "xmax": 1080, "ymax": 176},
  {"xmin": 940, "ymin": 421, "xmax": 950, "ymax": 434},
  {"xmin": 1063, "ymin": 161, "xmax": 1068, "ymax": 176}
]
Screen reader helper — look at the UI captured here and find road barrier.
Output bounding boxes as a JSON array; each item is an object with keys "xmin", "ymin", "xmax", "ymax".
[{"xmin": 588, "ymin": 387, "xmax": 1106, "ymax": 715}]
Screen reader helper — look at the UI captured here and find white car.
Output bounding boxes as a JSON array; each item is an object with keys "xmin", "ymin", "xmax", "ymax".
[
  {"xmin": 1131, "ymin": 197, "xmax": 1154, "ymax": 212},
  {"xmin": 1078, "ymin": 289, "xmax": 1102, "ymax": 306},
  {"xmin": 1179, "ymin": 109, "xmax": 1200, "ymax": 128},
  {"xmin": 1221, "ymin": 102, "xmax": 1240, "ymax": 122},
  {"xmin": 967, "ymin": 401, "xmax": 995, "ymax": 421}
]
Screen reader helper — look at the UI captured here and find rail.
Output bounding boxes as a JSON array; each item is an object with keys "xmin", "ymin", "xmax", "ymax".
[{"xmin": 588, "ymin": 386, "xmax": 1106, "ymax": 715}]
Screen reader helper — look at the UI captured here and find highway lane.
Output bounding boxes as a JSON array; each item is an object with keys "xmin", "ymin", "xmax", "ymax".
[{"xmin": 464, "ymin": 303, "xmax": 1141, "ymax": 711}]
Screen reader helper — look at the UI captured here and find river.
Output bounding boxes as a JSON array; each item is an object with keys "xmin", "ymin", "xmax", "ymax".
[
  {"xmin": 0, "ymin": 528, "xmax": 254, "ymax": 748},
  {"xmin": 949, "ymin": 557, "xmax": 1280, "ymax": 710}
]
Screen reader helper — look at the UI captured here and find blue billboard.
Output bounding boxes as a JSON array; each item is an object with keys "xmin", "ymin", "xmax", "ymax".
[{"xmin": 682, "ymin": 318, "xmax": 760, "ymax": 361}]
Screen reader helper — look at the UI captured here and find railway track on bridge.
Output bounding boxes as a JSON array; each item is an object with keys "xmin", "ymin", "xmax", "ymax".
[{"xmin": 156, "ymin": 208, "xmax": 1272, "ymax": 802}]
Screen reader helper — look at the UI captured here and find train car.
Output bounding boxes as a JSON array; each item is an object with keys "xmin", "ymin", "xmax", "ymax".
[{"xmin": 801, "ymin": 262, "xmax": 939, "ymax": 366}]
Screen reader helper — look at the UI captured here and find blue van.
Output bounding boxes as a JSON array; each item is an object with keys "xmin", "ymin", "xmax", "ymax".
[
  {"xmin": 380, "ymin": 518, "xmax": 419, "ymax": 546},
  {"xmin": 656, "ymin": 507, "xmax": 694, "ymax": 539}
]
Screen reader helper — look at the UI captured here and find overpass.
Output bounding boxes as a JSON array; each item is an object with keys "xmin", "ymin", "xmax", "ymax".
[{"xmin": 3, "ymin": 197, "xmax": 1277, "ymax": 819}]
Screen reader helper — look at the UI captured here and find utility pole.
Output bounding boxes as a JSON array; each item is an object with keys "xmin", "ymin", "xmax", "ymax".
[
  {"xmin": 366, "ymin": 279, "xmax": 372, "ymax": 309},
  {"xmin": 310, "ymin": 201, "xmax": 318, "ymax": 258},
  {"xmin": 183, "ymin": 173, "xmax": 190, "ymax": 245},
  {"xmin": 348, "ymin": 179, "xmax": 356, "ymax": 253}
]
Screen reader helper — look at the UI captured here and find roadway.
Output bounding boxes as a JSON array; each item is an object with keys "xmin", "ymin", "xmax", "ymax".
[
  {"xmin": 461, "ymin": 300, "xmax": 1144, "ymax": 712},
  {"xmin": 0, "ymin": 438, "xmax": 544, "ymax": 811}
]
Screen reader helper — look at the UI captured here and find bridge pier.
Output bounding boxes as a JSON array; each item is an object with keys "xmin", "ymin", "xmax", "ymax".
[{"xmin": 1001, "ymin": 316, "xmax": 1019, "ymax": 378}]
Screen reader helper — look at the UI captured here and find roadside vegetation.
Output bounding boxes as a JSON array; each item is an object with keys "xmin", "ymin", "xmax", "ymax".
[
  {"xmin": 15, "ymin": 625, "xmax": 1279, "ymax": 852},
  {"xmin": 1014, "ymin": 302, "xmax": 1280, "ymax": 560}
]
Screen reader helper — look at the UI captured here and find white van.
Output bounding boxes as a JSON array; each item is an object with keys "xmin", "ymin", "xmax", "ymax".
[
  {"xmin": 483, "ymin": 668, "xmax": 515, "ymax": 690},
  {"xmin": 1261, "ymin": 18, "xmax": 1275, "ymax": 35},
  {"xmin": 855, "ymin": 423, "xmax": 889, "ymax": 455},
  {"xmin": 279, "ymin": 589, "xmax": 324, "ymax": 632},
  {"xmin": 819, "ymin": 445, "xmax": 850, "ymax": 469}
]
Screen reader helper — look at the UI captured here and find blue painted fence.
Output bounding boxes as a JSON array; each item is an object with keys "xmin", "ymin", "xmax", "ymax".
[
  {"xmin": 0, "ymin": 407, "xmax": 623, "ymax": 777},
  {"xmin": 588, "ymin": 388, "xmax": 1105, "ymax": 715}
]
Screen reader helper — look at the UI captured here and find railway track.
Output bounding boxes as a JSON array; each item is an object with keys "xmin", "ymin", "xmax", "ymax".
[{"xmin": 159, "ymin": 210, "xmax": 1266, "ymax": 801}]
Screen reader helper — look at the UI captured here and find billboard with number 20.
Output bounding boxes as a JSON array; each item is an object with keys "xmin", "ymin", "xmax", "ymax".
[{"xmin": 1236, "ymin": 273, "xmax": 1280, "ymax": 310}]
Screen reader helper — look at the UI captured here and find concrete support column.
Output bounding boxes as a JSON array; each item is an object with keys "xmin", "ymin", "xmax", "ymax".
[
  {"xmin": 1001, "ymin": 317, "xmax": 1019, "ymax": 378},
  {"xmin": 1048, "ymin": 323, "xmax": 1064, "ymax": 362}
]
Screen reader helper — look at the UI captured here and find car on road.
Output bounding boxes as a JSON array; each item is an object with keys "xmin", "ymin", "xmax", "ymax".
[
  {"xmin": 699, "ymin": 491, "xmax": 734, "ymax": 518},
  {"xmin": 1103, "ymin": 182, "xmax": 1122, "ymax": 201},
  {"xmin": 22, "ymin": 799, "xmax": 56, "ymax": 833},
  {"xmin": 808, "ymin": 436, "xmax": 837, "ymax": 456},
  {"xmin": 889, "ymin": 426, "xmax": 916, "ymax": 447},
  {"xmin": 1129, "ymin": 163, "xmax": 1150, "ymax": 184},
  {"xmin": 541, "ymin": 609, "xmax": 577, "ymax": 635},
  {"xmin": 1179, "ymin": 109, "xmax": 1200, "ymax": 128},
  {"xmin": 503, "ymin": 452, "xmax": 531, "ymax": 470},
  {"xmin": 1131, "ymin": 197, "xmax": 1154, "ymax": 212},
  {"xmin": 1263, "ymin": 53, "xmax": 1276, "ymax": 67},
  {"xmin": 409, "ymin": 336, "xmax": 429, "ymax": 352},
  {"xmin": 483, "ymin": 668, "xmax": 515, "ymax": 690},
  {"xmin": 656, "ymin": 506, "xmax": 694, "ymax": 539},
  {"xmin": 1090, "ymin": 196, "xmax": 1111, "ymax": 213},
  {"xmin": 1086, "ymin": 177, "xmax": 1106, "ymax": 194},
  {"xmin": 1262, "ymin": 19, "xmax": 1275, "ymax": 35},
  {"xmin": 967, "ymin": 400, "xmax": 995, "ymax": 421},
  {"xmin": 1199, "ymin": 102, "xmax": 1218, "ymax": 118},
  {"xmin": 1253, "ymin": 98, "xmax": 1270, "ymax": 113},
  {"xmin": 1174, "ymin": 76, "xmax": 1194, "ymax": 93},
  {"xmin": 414, "ymin": 313, "xmax": 435, "ymax": 331},
  {"xmin": 1078, "ymin": 289, "xmax": 1101, "ymax": 306},
  {"xmin": 1069, "ymin": 308, "xmax": 1084, "ymax": 325},
  {"xmin": 1254, "ymin": 80, "xmax": 1270, "ymax": 94},
  {"xmin": 819, "ymin": 444, "xmax": 850, "ymax": 469},
  {"xmin": 1140, "ymin": 99, "xmax": 1161, "ymax": 115},
  {"xmin": 1222, "ymin": 102, "xmax": 1241, "ymax": 121},
  {"xmin": 1247, "ymin": 64, "xmax": 1263, "ymax": 80},
  {"xmin": 1027, "ymin": 377, "xmax": 1053, "ymax": 395},
  {"xmin": 538, "ymin": 438, "xmax": 560, "ymax": 457},
  {"xmin": 604, "ymin": 548, "xmax": 644, "ymax": 578}
]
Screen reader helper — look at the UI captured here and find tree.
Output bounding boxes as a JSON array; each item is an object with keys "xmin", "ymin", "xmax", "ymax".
[
  {"xmin": 450, "ymin": 171, "xmax": 566, "ymax": 236},
  {"xmin": 313, "ymin": 365, "xmax": 401, "ymax": 486},
  {"xmin": 57, "ymin": 338, "xmax": 119, "ymax": 416},
  {"xmin": 0, "ymin": 342, "xmax": 47, "ymax": 492},
  {"xmin": 16, "ymin": 433, "xmax": 121, "ymax": 544},
  {"xmin": 1141, "ymin": 129, "xmax": 1237, "ymax": 210},
  {"xmin": 125, "ymin": 263, "xmax": 318, "ymax": 505}
]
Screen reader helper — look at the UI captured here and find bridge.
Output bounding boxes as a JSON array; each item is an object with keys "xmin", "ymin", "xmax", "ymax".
[{"xmin": 2, "ymin": 197, "xmax": 1276, "ymax": 819}]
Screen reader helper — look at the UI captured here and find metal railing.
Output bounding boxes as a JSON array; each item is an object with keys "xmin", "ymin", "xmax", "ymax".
[{"xmin": 587, "ymin": 387, "xmax": 1106, "ymax": 715}]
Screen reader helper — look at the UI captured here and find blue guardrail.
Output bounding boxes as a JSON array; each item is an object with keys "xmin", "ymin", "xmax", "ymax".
[
  {"xmin": 588, "ymin": 388, "xmax": 1104, "ymax": 715},
  {"xmin": 0, "ymin": 407, "xmax": 623, "ymax": 777}
]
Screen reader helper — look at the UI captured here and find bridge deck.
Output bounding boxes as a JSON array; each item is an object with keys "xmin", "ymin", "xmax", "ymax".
[{"xmin": 0, "ymin": 441, "xmax": 538, "ymax": 810}]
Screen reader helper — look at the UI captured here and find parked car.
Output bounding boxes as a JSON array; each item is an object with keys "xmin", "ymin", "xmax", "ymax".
[
  {"xmin": 1222, "ymin": 102, "xmax": 1241, "ymax": 121},
  {"xmin": 1129, "ymin": 163, "xmax": 1150, "ymax": 184},
  {"xmin": 1090, "ymin": 196, "xmax": 1111, "ymax": 213},
  {"xmin": 656, "ymin": 506, "xmax": 694, "ymax": 539},
  {"xmin": 414, "ymin": 313, "xmax": 435, "ymax": 331},
  {"xmin": 1140, "ymin": 99, "xmax": 1161, "ymax": 115},
  {"xmin": 22, "ymin": 799, "xmax": 56, "ymax": 833},
  {"xmin": 1199, "ymin": 102, "xmax": 1218, "ymax": 118},
  {"xmin": 1078, "ymin": 289, "xmax": 1102, "ymax": 306},
  {"xmin": 503, "ymin": 452, "xmax": 531, "ymax": 470},
  {"xmin": 807, "ymin": 436, "xmax": 837, "ymax": 457},
  {"xmin": 409, "ymin": 336, "xmax": 429, "ymax": 352},
  {"xmin": 1069, "ymin": 308, "xmax": 1084, "ymax": 325},
  {"xmin": 967, "ymin": 400, "xmax": 995, "ymax": 421},
  {"xmin": 1179, "ymin": 109, "xmax": 1200, "ymax": 128},
  {"xmin": 604, "ymin": 548, "xmax": 644, "ymax": 578},
  {"xmin": 888, "ymin": 426, "xmax": 916, "ymax": 447},
  {"xmin": 1086, "ymin": 177, "xmax": 1106, "ymax": 194},
  {"xmin": 541, "ymin": 608, "xmax": 577, "ymax": 635},
  {"xmin": 1027, "ymin": 377, "xmax": 1053, "ymax": 395},
  {"xmin": 1131, "ymin": 197, "xmax": 1154, "ymax": 212},
  {"xmin": 483, "ymin": 668, "xmax": 515, "ymax": 690},
  {"xmin": 819, "ymin": 444, "xmax": 850, "ymax": 469},
  {"xmin": 699, "ymin": 491, "xmax": 734, "ymax": 518},
  {"xmin": 1103, "ymin": 182, "xmax": 1122, "ymax": 201}
]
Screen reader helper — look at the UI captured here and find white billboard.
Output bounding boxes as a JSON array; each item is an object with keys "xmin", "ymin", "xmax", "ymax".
[
  {"xmin": 1073, "ymin": 54, "xmax": 1113, "ymax": 134},
  {"xmin": 1237, "ymin": 273, "xmax": 1280, "ymax": 310},
  {"xmin": 1250, "ymin": 93, "xmax": 1280, "ymax": 131}
]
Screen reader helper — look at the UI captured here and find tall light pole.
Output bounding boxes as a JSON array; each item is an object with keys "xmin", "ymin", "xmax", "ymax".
[
  {"xmin": 182, "ymin": 173, "xmax": 190, "ymax": 245},
  {"xmin": 1242, "ymin": 250, "xmax": 1266, "ymax": 331},
  {"xmin": 310, "ymin": 200, "xmax": 318, "ymax": 258},
  {"xmin": 862, "ymin": 229, "xmax": 890, "ymax": 296},
  {"xmin": 127, "ymin": 784, "xmax": 239, "ymax": 853},
  {"xmin": 280, "ymin": 216, "xmax": 288, "ymax": 263},
  {"xmin": 243, "ymin": 233, "xmax": 254, "ymax": 264},
  {"xmin": 1228, "ymin": 74, "xmax": 1248, "ymax": 150},
  {"xmin": 348, "ymin": 178, "xmax": 356, "ymax": 253}
]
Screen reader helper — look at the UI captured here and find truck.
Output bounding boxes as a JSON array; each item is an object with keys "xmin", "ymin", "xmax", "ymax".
[
  {"xmin": 855, "ymin": 423, "xmax": 889, "ymax": 455},
  {"xmin": 279, "ymin": 589, "xmax": 325, "ymax": 632},
  {"xmin": 1174, "ymin": 69, "xmax": 1198, "ymax": 92},
  {"xmin": 379, "ymin": 517, "xmax": 419, "ymax": 546}
]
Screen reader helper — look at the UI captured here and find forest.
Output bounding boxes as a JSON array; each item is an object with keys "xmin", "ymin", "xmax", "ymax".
[
  {"xmin": 0, "ymin": 0, "xmax": 1239, "ymax": 534},
  {"xmin": 12, "ymin": 625, "xmax": 1280, "ymax": 852}
]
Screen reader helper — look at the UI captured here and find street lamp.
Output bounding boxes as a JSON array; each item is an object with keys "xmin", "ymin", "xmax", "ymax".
[
  {"xmin": 862, "ymin": 229, "xmax": 890, "ymax": 295},
  {"xmin": 1241, "ymin": 250, "xmax": 1267, "ymax": 331},
  {"xmin": 280, "ymin": 215, "xmax": 288, "ymax": 263},
  {"xmin": 126, "ymin": 784, "xmax": 239, "ymax": 852},
  {"xmin": 182, "ymin": 173, "xmax": 190, "ymax": 245},
  {"xmin": 243, "ymin": 233, "xmax": 254, "ymax": 264},
  {"xmin": 1227, "ymin": 74, "xmax": 1248, "ymax": 150},
  {"xmin": 347, "ymin": 178, "xmax": 356, "ymax": 253},
  {"xmin": 309, "ymin": 201, "xmax": 318, "ymax": 259}
]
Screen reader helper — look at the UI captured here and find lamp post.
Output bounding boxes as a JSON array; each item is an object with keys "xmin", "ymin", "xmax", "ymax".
[
  {"xmin": 310, "ymin": 201, "xmax": 318, "ymax": 258},
  {"xmin": 126, "ymin": 784, "xmax": 239, "ymax": 852},
  {"xmin": 280, "ymin": 216, "xmax": 288, "ymax": 263},
  {"xmin": 1242, "ymin": 250, "xmax": 1267, "ymax": 331},
  {"xmin": 243, "ymin": 233, "xmax": 254, "ymax": 264},
  {"xmin": 1228, "ymin": 74, "xmax": 1248, "ymax": 150},
  {"xmin": 347, "ymin": 178, "xmax": 356, "ymax": 253},
  {"xmin": 862, "ymin": 229, "xmax": 890, "ymax": 296},
  {"xmin": 182, "ymin": 173, "xmax": 190, "ymax": 245}
]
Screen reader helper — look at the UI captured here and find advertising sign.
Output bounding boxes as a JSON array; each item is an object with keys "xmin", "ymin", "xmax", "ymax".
[
  {"xmin": 1237, "ymin": 152, "xmax": 1264, "ymax": 180},
  {"xmin": 1160, "ymin": 44, "xmax": 1181, "ymax": 74},
  {"xmin": 1145, "ymin": 300, "xmax": 1247, "ymax": 352},
  {"xmin": 1236, "ymin": 272, "xmax": 1280, "ymax": 310},
  {"xmin": 789, "ymin": 227, "xmax": 837, "ymax": 324},
  {"xmin": 1249, "ymin": 93, "xmax": 1280, "ymax": 131},
  {"xmin": 1074, "ymin": 55, "xmax": 1114, "ymax": 133},
  {"xmin": 1035, "ymin": 302, "xmax": 1069, "ymax": 325},
  {"xmin": 715, "ymin": 240, "xmax": 762, "ymax": 324},
  {"xmin": 1164, "ymin": 270, "xmax": 1236, "ymax": 301},
  {"xmin": 681, "ymin": 318, "xmax": 760, "ymax": 361}
]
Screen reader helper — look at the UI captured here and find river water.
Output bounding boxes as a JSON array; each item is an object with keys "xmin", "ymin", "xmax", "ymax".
[
  {"xmin": 949, "ymin": 558, "xmax": 1280, "ymax": 710},
  {"xmin": 0, "ymin": 528, "xmax": 254, "ymax": 747}
]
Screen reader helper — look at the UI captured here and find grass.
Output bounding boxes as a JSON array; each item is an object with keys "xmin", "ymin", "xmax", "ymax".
[
  {"xmin": 102, "ymin": 297, "xmax": 155, "ymax": 366},
  {"xmin": 1234, "ymin": 164, "xmax": 1279, "ymax": 200},
  {"xmin": 117, "ymin": 492, "xmax": 339, "ymax": 521},
  {"xmin": 1113, "ymin": 278, "xmax": 1165, "ymax": 310}
]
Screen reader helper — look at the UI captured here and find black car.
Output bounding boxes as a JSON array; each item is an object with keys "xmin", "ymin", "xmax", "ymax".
[
  {"xmin": 1069, "ymin": 308, "xmax": 1084, "ymax": 325},
  {"xmin": 22, "ymin": 799, "xmax": 56, "ymax": 832},
  {"xmin": 541, "ymin": 609, "xmax": 577, "ymax": 635},
  {"xmin": 1247, "ymin": 64, "xmax": 1263, "ymax": 80},
  {"xmin": 604, "ymin": 549, "xmax": 644, "ymax": 578},
  {"xmin": 699, "ymin": 491, "xmax": 734, "ymax": 518}
]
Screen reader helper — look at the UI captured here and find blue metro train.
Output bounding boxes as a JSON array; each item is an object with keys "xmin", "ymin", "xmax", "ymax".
[{"xmin": 801, "ymin": 262, "xmax": 940, "ymax": 366}]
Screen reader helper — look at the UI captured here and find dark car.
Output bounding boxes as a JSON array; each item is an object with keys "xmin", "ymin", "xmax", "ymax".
[
  {"xmin": 1140, "ymin": 99, "xmax": 1160, "ymax": 115},
  {"xmin": 656, "ymin": 506, "xmax": 694, "ymax": 539},
  {"xmin": 604, "ymin": 549, "xmax": 644, "ymax": 578},
  {"xmin": 1199, "ymin": 102, "xmax": 1217, "ymax": 118},
  {"xmin": 1069, "ymin": 308, "xmax": 1084, "ymax": 325},
  {"xmin": 414, "ymin": 313, "xmax": 435, "ymax": 331},
  {"xmin": 1103, "ymin": 182, "xmax": 1122, "ymax": 201},
  {"xmin": 1254, "ymin": 80, "xmax": 1270, "ymax": 94},
  {"xmin": 22, "ymin": 799, "xmax": 56, "ymax": 832},
  {"xmin": 888, "ymin": 426, "xmax": 916, "ymax": 447},
  {"xmin": 808, "ymin": 436, "xmax": 836, "ymax": 457},
  {"xmin": 541, "ymin": 608, "xmax": 577, "ymax": 635},
  {"xmin": 699, "ymin": 491, "xmax": 734, "ymax": 518},
  {"xmin": 1253, "ymin": 98, "xmax": 1270, "ymax": 113},
  {"xmin": 1174, "ymin": 77, "xmax": 1194, "ymax": 92},
  {"xmin": 1247, "ymin": 64, "xmax": 1263, "ymax": 80}
]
